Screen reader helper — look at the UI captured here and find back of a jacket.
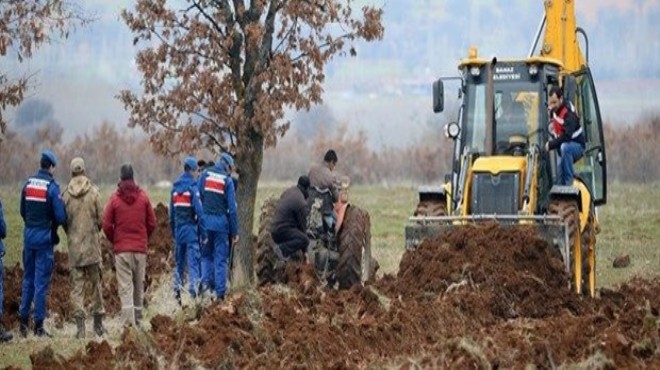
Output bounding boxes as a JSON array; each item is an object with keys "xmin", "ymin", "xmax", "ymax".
[
  {"xmin": 103, "ymin": 181, "xmax": 156, "ymax": 254},
  {"xmin": 62, "ymin": 175, "xmax": 104, "ymax": 267},
  {"xmin": 170, "ymin": 172, "xmax": 205, "ymax": 244}
]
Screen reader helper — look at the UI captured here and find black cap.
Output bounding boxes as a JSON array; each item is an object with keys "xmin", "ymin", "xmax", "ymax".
[
  {"xmin": 297, "ymin": 175, "xmax": 310, "ymax": 190},
  {"xmin": 120, "ymin": 164, "xmax": 134, "ymax": 181}
]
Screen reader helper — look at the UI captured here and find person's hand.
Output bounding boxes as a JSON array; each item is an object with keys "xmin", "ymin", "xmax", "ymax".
[{"xmin": 232, "ymin": 235, "xmax": 239, "ymax": 244}]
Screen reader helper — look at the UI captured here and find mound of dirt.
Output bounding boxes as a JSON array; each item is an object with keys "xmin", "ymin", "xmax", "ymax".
[
  {"xmin": 24, "ymin": 223, "xmax": 660, "ymax": 368},
  {"xmin": 380, "ymin": 222, "xmax": 584, "ymax": 320}
]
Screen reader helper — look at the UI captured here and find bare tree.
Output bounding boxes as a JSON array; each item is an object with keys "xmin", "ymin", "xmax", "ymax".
[
  {"xmin": 119, "ymin": 0, "xmax": 384, "ymax": 285},
  {"xmin": 0, "ymin": 0, "xmax": 90, "ymax": 142}
]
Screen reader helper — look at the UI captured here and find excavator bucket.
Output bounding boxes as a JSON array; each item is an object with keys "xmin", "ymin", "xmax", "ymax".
[{"xmin": 405, "ymin": 215, "xmax": 571, "ymax": 274}]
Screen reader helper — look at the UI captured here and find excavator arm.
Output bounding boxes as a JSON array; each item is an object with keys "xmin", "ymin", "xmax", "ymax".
[{"xmin": 539, "ymin": 0, "xmax": 586, "ymax": 73}]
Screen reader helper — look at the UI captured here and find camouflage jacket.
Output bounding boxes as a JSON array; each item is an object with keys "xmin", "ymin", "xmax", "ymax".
[{"xmin": 62, "ymin": 175, "xmax": 104, "ymax": 267}]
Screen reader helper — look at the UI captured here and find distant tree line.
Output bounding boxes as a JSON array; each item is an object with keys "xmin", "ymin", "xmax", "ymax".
[{"xmin": 0, "ymin": 116, "xmax": 658, "ymax": 186}]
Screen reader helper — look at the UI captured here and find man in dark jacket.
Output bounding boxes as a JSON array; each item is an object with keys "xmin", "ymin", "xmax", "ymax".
[
  {"xmin": 170, "ymin": 156, "xmax": 206, "ymax": 305},
  {"xmin": 0, "ymin": 198, "xmax": 13, "ymax": 342},
  {"xmin": 545, "ymin": 86, "xmax": 586, "ymax": 186},
  {"xmin": 197, "ymin": 154, "xmax": 238, "ymax": 300},
  {"xmin": 271, "ymin": 176, "xmax": 311, "ymax": 260},
  {"xmin": 103, "ymin": 164, "xmax": 156, "ymax": 327},
  {"xmin": 19, "ymin": 150, "xmax": 67, "ymax": 337}
]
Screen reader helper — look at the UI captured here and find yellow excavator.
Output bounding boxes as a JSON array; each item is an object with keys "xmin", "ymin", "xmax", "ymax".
[{"xmin": 405, "ymin": 0, "xmax": 607, "ymax": 297}]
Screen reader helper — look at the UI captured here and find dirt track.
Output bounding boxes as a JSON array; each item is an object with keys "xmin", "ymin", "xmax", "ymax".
[{"xmin": 18, "ymin": 215, "xmax": 660, "ymax": 368}]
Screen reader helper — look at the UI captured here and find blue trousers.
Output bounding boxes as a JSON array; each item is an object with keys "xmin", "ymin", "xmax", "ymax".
[
  {"xmin": 173, "ymin": 241, "xmax": 201, "ymax": 297},
  {"xmin": 200, "ymin": 231, "xmax": 229, "ymax": 298},
  {"xmin": 0, "ymin": 255, "xmax": 4, "ymax": 317},
  {"xmin": 19, "ymin": 247, "xmax": 54, "ymax": 322},
  {"xmin": 557, "ymin": 142, "xmax": 585, "ymax": 185}
]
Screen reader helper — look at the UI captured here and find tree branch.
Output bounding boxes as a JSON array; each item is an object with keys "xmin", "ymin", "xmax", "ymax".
[{"xmin": 291, "ymin": 32, "xmax": 352, "ymax": 62}]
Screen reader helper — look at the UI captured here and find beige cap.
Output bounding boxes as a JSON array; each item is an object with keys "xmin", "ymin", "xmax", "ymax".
[{"xmin": 70, "ymin": 157, "xmax": 85, "ymax": 175}]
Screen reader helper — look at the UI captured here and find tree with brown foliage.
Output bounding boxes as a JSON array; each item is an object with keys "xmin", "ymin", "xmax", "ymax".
[
  {"xmin": 0, "ymin": 0, "xmax": 89, "ymax": 142},
  {"xmin": 119, "ymin": 0, "xmax": 384, "ymax": 285}
]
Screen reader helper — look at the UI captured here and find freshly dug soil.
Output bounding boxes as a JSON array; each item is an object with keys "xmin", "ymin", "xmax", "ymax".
[{"xmin": 27, "ymin": 223, "xmax": 660, "ymax": 368}]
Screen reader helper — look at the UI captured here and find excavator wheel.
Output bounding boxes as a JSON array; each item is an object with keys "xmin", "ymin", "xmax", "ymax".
[
  {"xmin": 255, "ymin": 198, "xmax": 279, "ymax": 286},
  {"xmin": 414, "ymin": 200, "xmax": 447, "ymax": 217},
  {"xmin": 548, "ymin": 199, "xmax": 585, "ymax": 295},
  {"xmin": 336, "ymin": 205, "xmax": 372, "ymax": 289}
]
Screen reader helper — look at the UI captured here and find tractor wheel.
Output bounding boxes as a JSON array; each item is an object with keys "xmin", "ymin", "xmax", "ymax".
[
  {"xmin": 414, "ymin": 200, "xmax": 447, "ymax": 217},
  {"xmin": 255, "ymin": 198, "xmax": 279, "ymax": 286},
  {"xmin": 548, "ymin": 199, "xmax": 581, "ymax": 293},
  {"xmin": 336, "ymin": 205, "xmax": 372, "ymax": 289}
]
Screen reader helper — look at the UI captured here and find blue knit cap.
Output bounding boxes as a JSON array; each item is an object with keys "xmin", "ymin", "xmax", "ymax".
[
  {"xmin": 41, "ymin": 150, "xmax": 58, "ymax": 167},
  {"xmin": 219, "ymin": 152, "xmax": 234, "ymax": 169},
  {"xmin": 183, "ymin": 156, "xmax": 198, "ymax": 171}
]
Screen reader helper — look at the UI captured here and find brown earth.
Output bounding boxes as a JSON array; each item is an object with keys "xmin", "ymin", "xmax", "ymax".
[
  {"xmin": 1, "ymin": 202, "xmax": 173, "ymax": 330},
  {"xmin": 27, "ymin": 223, "xmax": 660, "ymax": 368}
]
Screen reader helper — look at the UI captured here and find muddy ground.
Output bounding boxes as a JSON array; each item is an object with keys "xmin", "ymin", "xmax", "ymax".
[
  {"xmin": 1, "ymin": 203, "xmax": 173, "ymax": 330},
  {"xmin": 23, "ymin": 220, "xmax": 660, "ymax": 368}
]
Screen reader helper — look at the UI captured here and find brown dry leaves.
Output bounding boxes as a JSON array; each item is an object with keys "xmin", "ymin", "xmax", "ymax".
[{"xmin": 119, "ymin": 0, "xmax": 384, "ymax": 155}]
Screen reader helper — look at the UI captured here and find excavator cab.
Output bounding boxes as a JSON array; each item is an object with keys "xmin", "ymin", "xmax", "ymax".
[{"xmin": 407, "ymin": 0, "xmax": 607, "ymax": 298}]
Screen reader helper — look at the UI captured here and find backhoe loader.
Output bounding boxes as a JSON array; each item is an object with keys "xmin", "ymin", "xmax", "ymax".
[{"xmin": 405, "ymin": 0, "xmax": 607, "ymax": 297}]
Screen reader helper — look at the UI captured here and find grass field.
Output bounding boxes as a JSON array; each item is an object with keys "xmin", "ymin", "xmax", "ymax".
[
  {"xmin": 1, "ymin": 182, "xmax": 658, "ymax": 283},
  {"xmin": 0, "ymin": 182, "xmax": 658, "ymax": 367}
]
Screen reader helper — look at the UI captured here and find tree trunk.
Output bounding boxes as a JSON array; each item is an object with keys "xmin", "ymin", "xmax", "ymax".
[{"xmin": 230, "ymin": 132, "xmax": 264, "ymax": 287}]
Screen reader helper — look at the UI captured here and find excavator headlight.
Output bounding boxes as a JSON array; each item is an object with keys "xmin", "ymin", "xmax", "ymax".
[
  {"xmin": 444, "ymin": 121, "xmax": 460, "ymax": 140},
  {"xmin": 469, "ymin": 66, "xmax": 481, "ymax": 77},
  {"xmin": 528, "ymin": 64, "xmax": 539, "ymax": 76}
]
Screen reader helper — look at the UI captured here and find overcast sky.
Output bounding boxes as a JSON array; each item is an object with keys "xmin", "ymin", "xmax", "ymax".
[{"xmin": 4, "ymin": 0, "xmax": 659, "ymax": 147}]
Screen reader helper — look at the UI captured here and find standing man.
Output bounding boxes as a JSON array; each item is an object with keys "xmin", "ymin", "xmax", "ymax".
[
  {"xmin": 198, "ymin": 154, "xmax": 238, "ymax": 300},
  {"xmin": 0, "ymin": 197, "xmax": 13, "ymax": 342},
  {"xmin": 271, "ymin": 176, "xmax": 311, "ymax": 261},
  {"xmin": 19, "ymin": 150, "xmax": 67, "ymax": 338},
  {"xmin": 544, "ymin": 86, "xmax": 585, "ymax": 185},
  {"xmin": 308, "ymin": 149, "xmax": 340, "ymax": 202},
  {"xmin": 103, "ymin": 164, "xmax": 156, "ymax": 327},
  {"xmin": 170, "ymin": 157, "xmax": 206, "ymax": 305},
  {"xmin": 62, "ymin": 157, "xmax": 106, "ymax": 338}
]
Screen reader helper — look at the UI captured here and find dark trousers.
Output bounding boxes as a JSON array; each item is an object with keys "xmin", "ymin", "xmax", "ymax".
[{"xmin": 272, "ymin": 228, "xmax": 309, "ymax": 258}]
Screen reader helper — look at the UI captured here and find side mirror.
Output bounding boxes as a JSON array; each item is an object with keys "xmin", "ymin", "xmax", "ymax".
[
  {"xmin": 433, "ymin": 79, "xmax": 444, "ymax": 113},
  {"xmin": 444, "ymin": 121, "xmax": 460, "ymax": 140}
]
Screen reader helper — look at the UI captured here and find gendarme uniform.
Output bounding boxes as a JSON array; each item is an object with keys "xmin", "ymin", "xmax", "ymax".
[{"xmin": 19, "ymin": 150, "xmax": 67, "ymax": 337}]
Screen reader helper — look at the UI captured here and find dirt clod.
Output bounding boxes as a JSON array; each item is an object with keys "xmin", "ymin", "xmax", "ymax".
[{"xmin": 613, "ymin": 254, "xmax": 631, "ymax": 268}]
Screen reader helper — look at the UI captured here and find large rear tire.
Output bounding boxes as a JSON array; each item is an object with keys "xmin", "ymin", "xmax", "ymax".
[
  {"xmin": 548, "ymin": 199, "xmax": 582, "ymax": 293},
  {"xmin": 336, "ymin": 205, "xmax": 372, "ymax": 289},
  {"xmin": 255, "ymin": 198, "xmax": 279, "ymax": 286}
]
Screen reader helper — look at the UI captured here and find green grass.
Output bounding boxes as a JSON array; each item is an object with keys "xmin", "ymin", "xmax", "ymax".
[
  {"xmin": 2, "ymin": 182, "xmax": 659, "ymax": 283},
  {"xmin": 0, "ymin": 182, "xmax": 659, "ymax": 368}
]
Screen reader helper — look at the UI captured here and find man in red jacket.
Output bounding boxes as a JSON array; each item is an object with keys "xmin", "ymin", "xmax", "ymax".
[{"xmin": 103, "ymin": 164, "xmax": 156, "ymax": 327}]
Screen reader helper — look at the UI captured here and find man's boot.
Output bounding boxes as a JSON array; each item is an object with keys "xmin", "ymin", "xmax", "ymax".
[
  {"xmin": 19, "ymin": 316, "xmax": 29, "ymax": 338},
  {"xmin": 134, "ymin": 309, "xmax": 143, "ymax": 329},
  {"xmin": 75, "ymin": 316, "xmax": 85, "ymax": 339},
  {"xmin": 0, "ymin": 324, "xmax": 13, "ymax": 342},
  {"xmin": 34, "ymin": 320, "xmax": 53, "ymax": 338},
  {"xmin": 93, "ymin": 314, "xmax": 106, "ymax": 337}
]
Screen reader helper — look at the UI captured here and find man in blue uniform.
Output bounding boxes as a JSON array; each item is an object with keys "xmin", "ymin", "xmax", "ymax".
[
  {"xmin": 19, "ymin": 150, "xmax": 67, "ymax": 337},
  {"xmin": 198, "ymin": 153, "xmax": 238, "ymax": 300},
  {"xmin": 170, "ymin": 156, "xmax": 206, "ymax": 305},
  {"xmin": 0, "ymin": 197, "xmax": 13, "ymax": 342}
]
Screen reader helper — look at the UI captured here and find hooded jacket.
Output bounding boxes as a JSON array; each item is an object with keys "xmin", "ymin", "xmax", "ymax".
[
  {"xmin": 103, "ymin": 179, "xmax": 156, "ymax": 254},
  {"xmin": 62, "ymin": 175, "xmax": 104, "ymax": 267},
  {"xmin": 271, "ymin": 184, "xmax": 309, "ymax": 235},
  {"xmin": 169, "ymin": 171, "xmax": 206, "ymax": 244}
]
